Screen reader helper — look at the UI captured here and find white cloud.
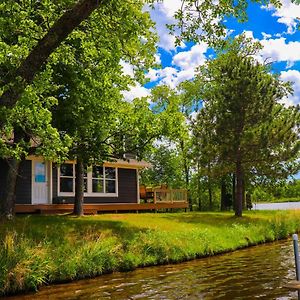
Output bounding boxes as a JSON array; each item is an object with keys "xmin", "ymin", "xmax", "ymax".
[
  {"xmin": 280, "ymin": 69, "xmax": 300, "ymax": 106},
  {"xmin": 172, "ymin": 43, "xmax": 208, "ymax": 70},
  {"xmin": 122, "ymin": 84, "xmax": 150, "ymax": 102},
  {"xmin": 154, "ymin": 53, "xmax": 161, "ymax": 65},
  {"xmin": 261, "ymin": 32, "xmax": 272, "ymax": 39},
  {"xmin": 243, "ymin": 30, "xmax": 255, "ymax": 39},
  {"xmin": 145, "ymin": 42, "xmax": 208, "ymax": 88},
  {"xmin": 120, "ymin": 61, "xmax": 134, "ymax": 77},
  {"xmin": 240, "ymin": 31, "xmax": 300, "ymax": 68},
  {"xmin": 260, "ymin": 38, "xmax": 300, "ymax": 66},
  {"xmin": 156, "ymin": 67, "xmax": 180, "ymax": 89},
  {"xmin": 146, "ymin": 0, "xmax": 183, "ymax": 51},
  {"xmin": 262, "ymin": 1, "xmax": 300, "ymax": 34}
]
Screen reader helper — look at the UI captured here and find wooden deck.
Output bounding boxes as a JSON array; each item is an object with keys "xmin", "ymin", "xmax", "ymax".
[{"xmin": 15, "ymin": 202, "xmax": 188, "ymax": 215}]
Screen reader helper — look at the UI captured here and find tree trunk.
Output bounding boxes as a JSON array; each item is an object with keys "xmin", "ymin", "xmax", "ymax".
[
  {"xmin": 0, "ymin": 0, "xmax": 104, "ymax": 111},
  {"xmin": 74, "ymin": 158, "xmax": 84, "ymax": 216},
  {"xmin": 242, "ymin": 177, "xmax": 246, "ymax": 209},
  {"xmin": 220, "ymin": 176, "xmax": 226, "ymax": 211},
  {"xmin": 0, "ymin": 158, "xmax": 21, "ymax": 220},
  {"xmin": 208, "ymin": 176, "xmax": 213, "ymax": 211},
  {"xmin": 235, "ymin": 158, "xmax": 243, "ymax": 217},
  {"xmin": 0, "ymin": 128, "xmax": 27, "ymax": 220},
  {"xmin": 232, "ymin": 173, "xmax": 236, "ymax": 211},
  {"xmin": 180, "ymin": 140, "xmax": 191, "ymax": 210},
  {"xmin": 197, "ymin": 161, "xmax": 202, "ymax": 211}
]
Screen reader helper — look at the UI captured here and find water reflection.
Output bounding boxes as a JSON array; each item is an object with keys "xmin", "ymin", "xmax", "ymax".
[{"xmin": 8, "ymin": 240, "xmax": 300, "ymax": 299}]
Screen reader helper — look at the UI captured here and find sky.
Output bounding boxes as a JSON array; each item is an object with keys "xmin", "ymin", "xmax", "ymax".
[{"xmin": 123, "ymin": 0, "xmax": 300, "ymax": 107}]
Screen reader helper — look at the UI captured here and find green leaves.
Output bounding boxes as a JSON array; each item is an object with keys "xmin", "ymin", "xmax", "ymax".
[
  {"xmin": 187, "ymin": 35, "xmax": 299, "ymax": 183},
  {"xmin": 0, "ymin": 0, "xmax": 158, "ymax": 163},
  {"xmin": 170, "ymin": 0, "xmax": 281, "ymax": 46}
]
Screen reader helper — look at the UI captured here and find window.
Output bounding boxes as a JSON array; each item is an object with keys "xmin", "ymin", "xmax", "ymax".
[
  {"xmin": 105, "ymin": 167, "xmax": 116, "ymax": 193},
  {"xmin": 58, "ymin": 164, "xmax": 117, "ymax": 196},
  {"xmin": 59, "ymin": 163, "xmax": 74, "ymax": 193},
  {"xmin": 92, "ymin": 166, "xmax": 104, "ymax": 193}
]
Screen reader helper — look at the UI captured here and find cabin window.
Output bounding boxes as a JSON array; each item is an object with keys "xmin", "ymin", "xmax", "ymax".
[
  {"xmin": 92, "ymin": 166, "xmax": 104, "ymax": 193},
  {"xmin": 59, "ymin": 163, "xmax": 74, "ymax": 193},
  {"xmin": 58, "ymin": 164, "xmax": 117, "ymax": 197},
  {"xmin": 105, "ymin": 167, "xmax": 116, "ymax": 193}
]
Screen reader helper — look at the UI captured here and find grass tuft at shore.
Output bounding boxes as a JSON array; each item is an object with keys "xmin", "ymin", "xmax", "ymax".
[{"xmin": 1, "ymin": 210, "xmax": 300, "ymax": 296}]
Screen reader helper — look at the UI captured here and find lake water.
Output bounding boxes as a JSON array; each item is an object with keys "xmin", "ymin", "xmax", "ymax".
[
  {"xmin": 8, "ymin": 239, "xmax": 300, "ymax": 299},
  {"xmin": 255, "ymin": 202, "xmax": 300, "ymax": 210}
]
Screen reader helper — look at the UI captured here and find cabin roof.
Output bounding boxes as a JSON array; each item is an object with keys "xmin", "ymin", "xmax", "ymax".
[
  {"xmin": 26, "ymin": 155, "xmax": 151, "ymax": 169},
  {"xmin": 104, "ymin": 159, "xmax": 151, "ymax": 169}
]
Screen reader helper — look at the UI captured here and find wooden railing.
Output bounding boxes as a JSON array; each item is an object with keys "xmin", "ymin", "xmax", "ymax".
[{"xmin": 153, "ymin": 189, "xmax": 187, "ymax": 204}]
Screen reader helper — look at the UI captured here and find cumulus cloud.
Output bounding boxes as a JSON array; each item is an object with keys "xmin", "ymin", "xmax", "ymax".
[
  {"xmin": 280, "ymin": 69, "xmax": 300, "ymax": 106},
  {"xmin": 261, "ymin": 32, "xmax": 272, "ymax": 39},
  {"xmin": 145, "ymin": 42, "xmax": 208, "ymax": 88},
  {"xmin": 240, "ymin": 31, "xmax": 300, "ymax": 68},
  {"xmin": 146, "ymin": 0, "xmax": 184, "ymax": 51},
  {"xmin": 122, "ymin": 84, "xmax": 150, "ymax": 102},
  {"xmin": 172, "ymin": 43, "xmax": 208, "ymax": 70},
  {"xmin": 262, "ymin": 0, "xmax": 300, "ymax": 34},
  {"xmin": 120, "ymin": 60, "xmax": 134, "ymax": 77},
  {"xmin": 260, "ymin": 38, "xmax": 300, "ymax": 66},
  {"xmin": 154, "ymin": 53, "xmax": 161, "ymax": 65}
]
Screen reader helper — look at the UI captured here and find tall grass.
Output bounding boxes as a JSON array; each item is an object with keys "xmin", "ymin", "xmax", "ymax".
[{"xmin": 1, "ymin": 210, "xmax": 300, "ymax": 296}]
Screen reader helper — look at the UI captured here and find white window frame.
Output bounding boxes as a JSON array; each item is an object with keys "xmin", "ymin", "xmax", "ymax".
[{"xmin": 58, "ymin": 163, "xmax": 118, "ymax": 197}]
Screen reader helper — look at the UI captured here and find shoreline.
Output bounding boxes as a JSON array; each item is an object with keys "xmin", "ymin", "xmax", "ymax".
[{"xmin": 1, "ymin": 210, "xmax": 300, "ymax": 296}]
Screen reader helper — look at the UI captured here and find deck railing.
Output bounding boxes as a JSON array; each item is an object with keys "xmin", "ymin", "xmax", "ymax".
[{"xmin": 153, "ymin": 188, "xmax": 187, "ymax": 204}]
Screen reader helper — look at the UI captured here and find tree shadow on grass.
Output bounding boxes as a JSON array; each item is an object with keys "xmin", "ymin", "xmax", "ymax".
[{"xmin": 0, "ymin": 214, "xmax": 150, "ymax": 245}]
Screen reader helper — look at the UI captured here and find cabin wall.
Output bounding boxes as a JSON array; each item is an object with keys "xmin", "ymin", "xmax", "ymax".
[
  {"xmin": 16, "ymin": 160, "xmax": 32, "ymax": 204},
  {"xmin": 52, "ymin": 167, "xmax": 138, "ymax": 204},
  {"xmin": 0, "ymin": 160, "xmax": 31, "ymax": 204},
  {"xmin": 1, "ymin": 160, "xmax": 139, "ymax": 205}
]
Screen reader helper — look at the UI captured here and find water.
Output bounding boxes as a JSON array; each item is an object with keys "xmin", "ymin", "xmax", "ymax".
[
  {"xmin": 8, "ymin": 240, "xmax": 300, "ymax": 299},
  {"xmin": 255, "ymin": 202, "xmax": 300, "ymax": 210}
]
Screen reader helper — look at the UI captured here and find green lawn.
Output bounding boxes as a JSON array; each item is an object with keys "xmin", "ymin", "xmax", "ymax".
[{"xmin": 1, "ymin": 210, "xmax": 300, "ymax": 295}]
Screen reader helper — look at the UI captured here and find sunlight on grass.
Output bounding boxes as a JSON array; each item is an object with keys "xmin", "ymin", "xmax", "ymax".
[{"xmin": 1, "ymin": 210, "xmax": 300, "ymax": 295}]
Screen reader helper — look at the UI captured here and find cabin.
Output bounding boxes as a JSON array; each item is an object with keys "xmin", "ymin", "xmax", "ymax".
[{"xmin": 0, "ymin": 156, "xmax": 188, "ymax": 214}]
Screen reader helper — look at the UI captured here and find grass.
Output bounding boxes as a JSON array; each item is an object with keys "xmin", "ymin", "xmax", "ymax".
[{"xmin": 1, "ymin": 210, "xmax": 300, "ymax": 295}]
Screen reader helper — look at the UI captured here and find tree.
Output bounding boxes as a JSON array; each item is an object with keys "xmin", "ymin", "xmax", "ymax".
[
  {"xmin": 149, "ymin": 85, "xmax": 196, "ymax": 208},
  {"xmin": 47, "ymin": 1, "xmax": 157, "ymax": 216},
  {"xmin": 140, "ymin": 143, "xmax": 186, "ymax": 188},
  {"xmin": 187, "ymin": 36, "xmax": 300, "ymax": 217},
  {"xmin": 0, "ymin": 0, "xmax": 281, "ymax": 219},
  {"xmin": 0, "ymin": 0, "xmax": 159, "ymax": 218}
]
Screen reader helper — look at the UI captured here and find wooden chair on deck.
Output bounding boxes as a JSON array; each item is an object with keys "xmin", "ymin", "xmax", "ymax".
[{"xmin": 140, "ymin": 185, "xmax": 154, "ymax": 203}]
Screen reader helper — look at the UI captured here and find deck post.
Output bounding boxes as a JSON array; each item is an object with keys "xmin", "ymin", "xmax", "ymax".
[
  {"xmin": 293, "ymin": 234, "xmax": 300, "ymax": 281},
  {"xmin": 154, "ymin": 190, "xmax": 157, "ymax": 204}
]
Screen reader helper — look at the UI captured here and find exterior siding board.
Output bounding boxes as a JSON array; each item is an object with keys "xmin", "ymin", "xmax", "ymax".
[
  {"xmin": 16, "ymin": 160, "xmax": 32, "ymax": 204},
  {"xmin": 118, "ymin": 168, "xmax": 137, "ymax": 203},
  {"xmin": 52, "ymin": 163, "xmax": 58, "ymax": 198},
  {"xmin": 52, "ymin": 167, "xmax": 138, "ymax": 204},
  {"xmin": 0, "ymin": 160, "xmax": 31, "ymax": 204}
]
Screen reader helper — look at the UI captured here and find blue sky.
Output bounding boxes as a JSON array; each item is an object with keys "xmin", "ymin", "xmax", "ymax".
[{"xmin": 123, "ymin": 0, "xmax": 300, "ymax": 107}]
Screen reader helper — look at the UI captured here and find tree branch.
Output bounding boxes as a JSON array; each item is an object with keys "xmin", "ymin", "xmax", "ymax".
[{"xmin": 0, "ymin": 0, "xmax": 105, "ymax": 109}]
